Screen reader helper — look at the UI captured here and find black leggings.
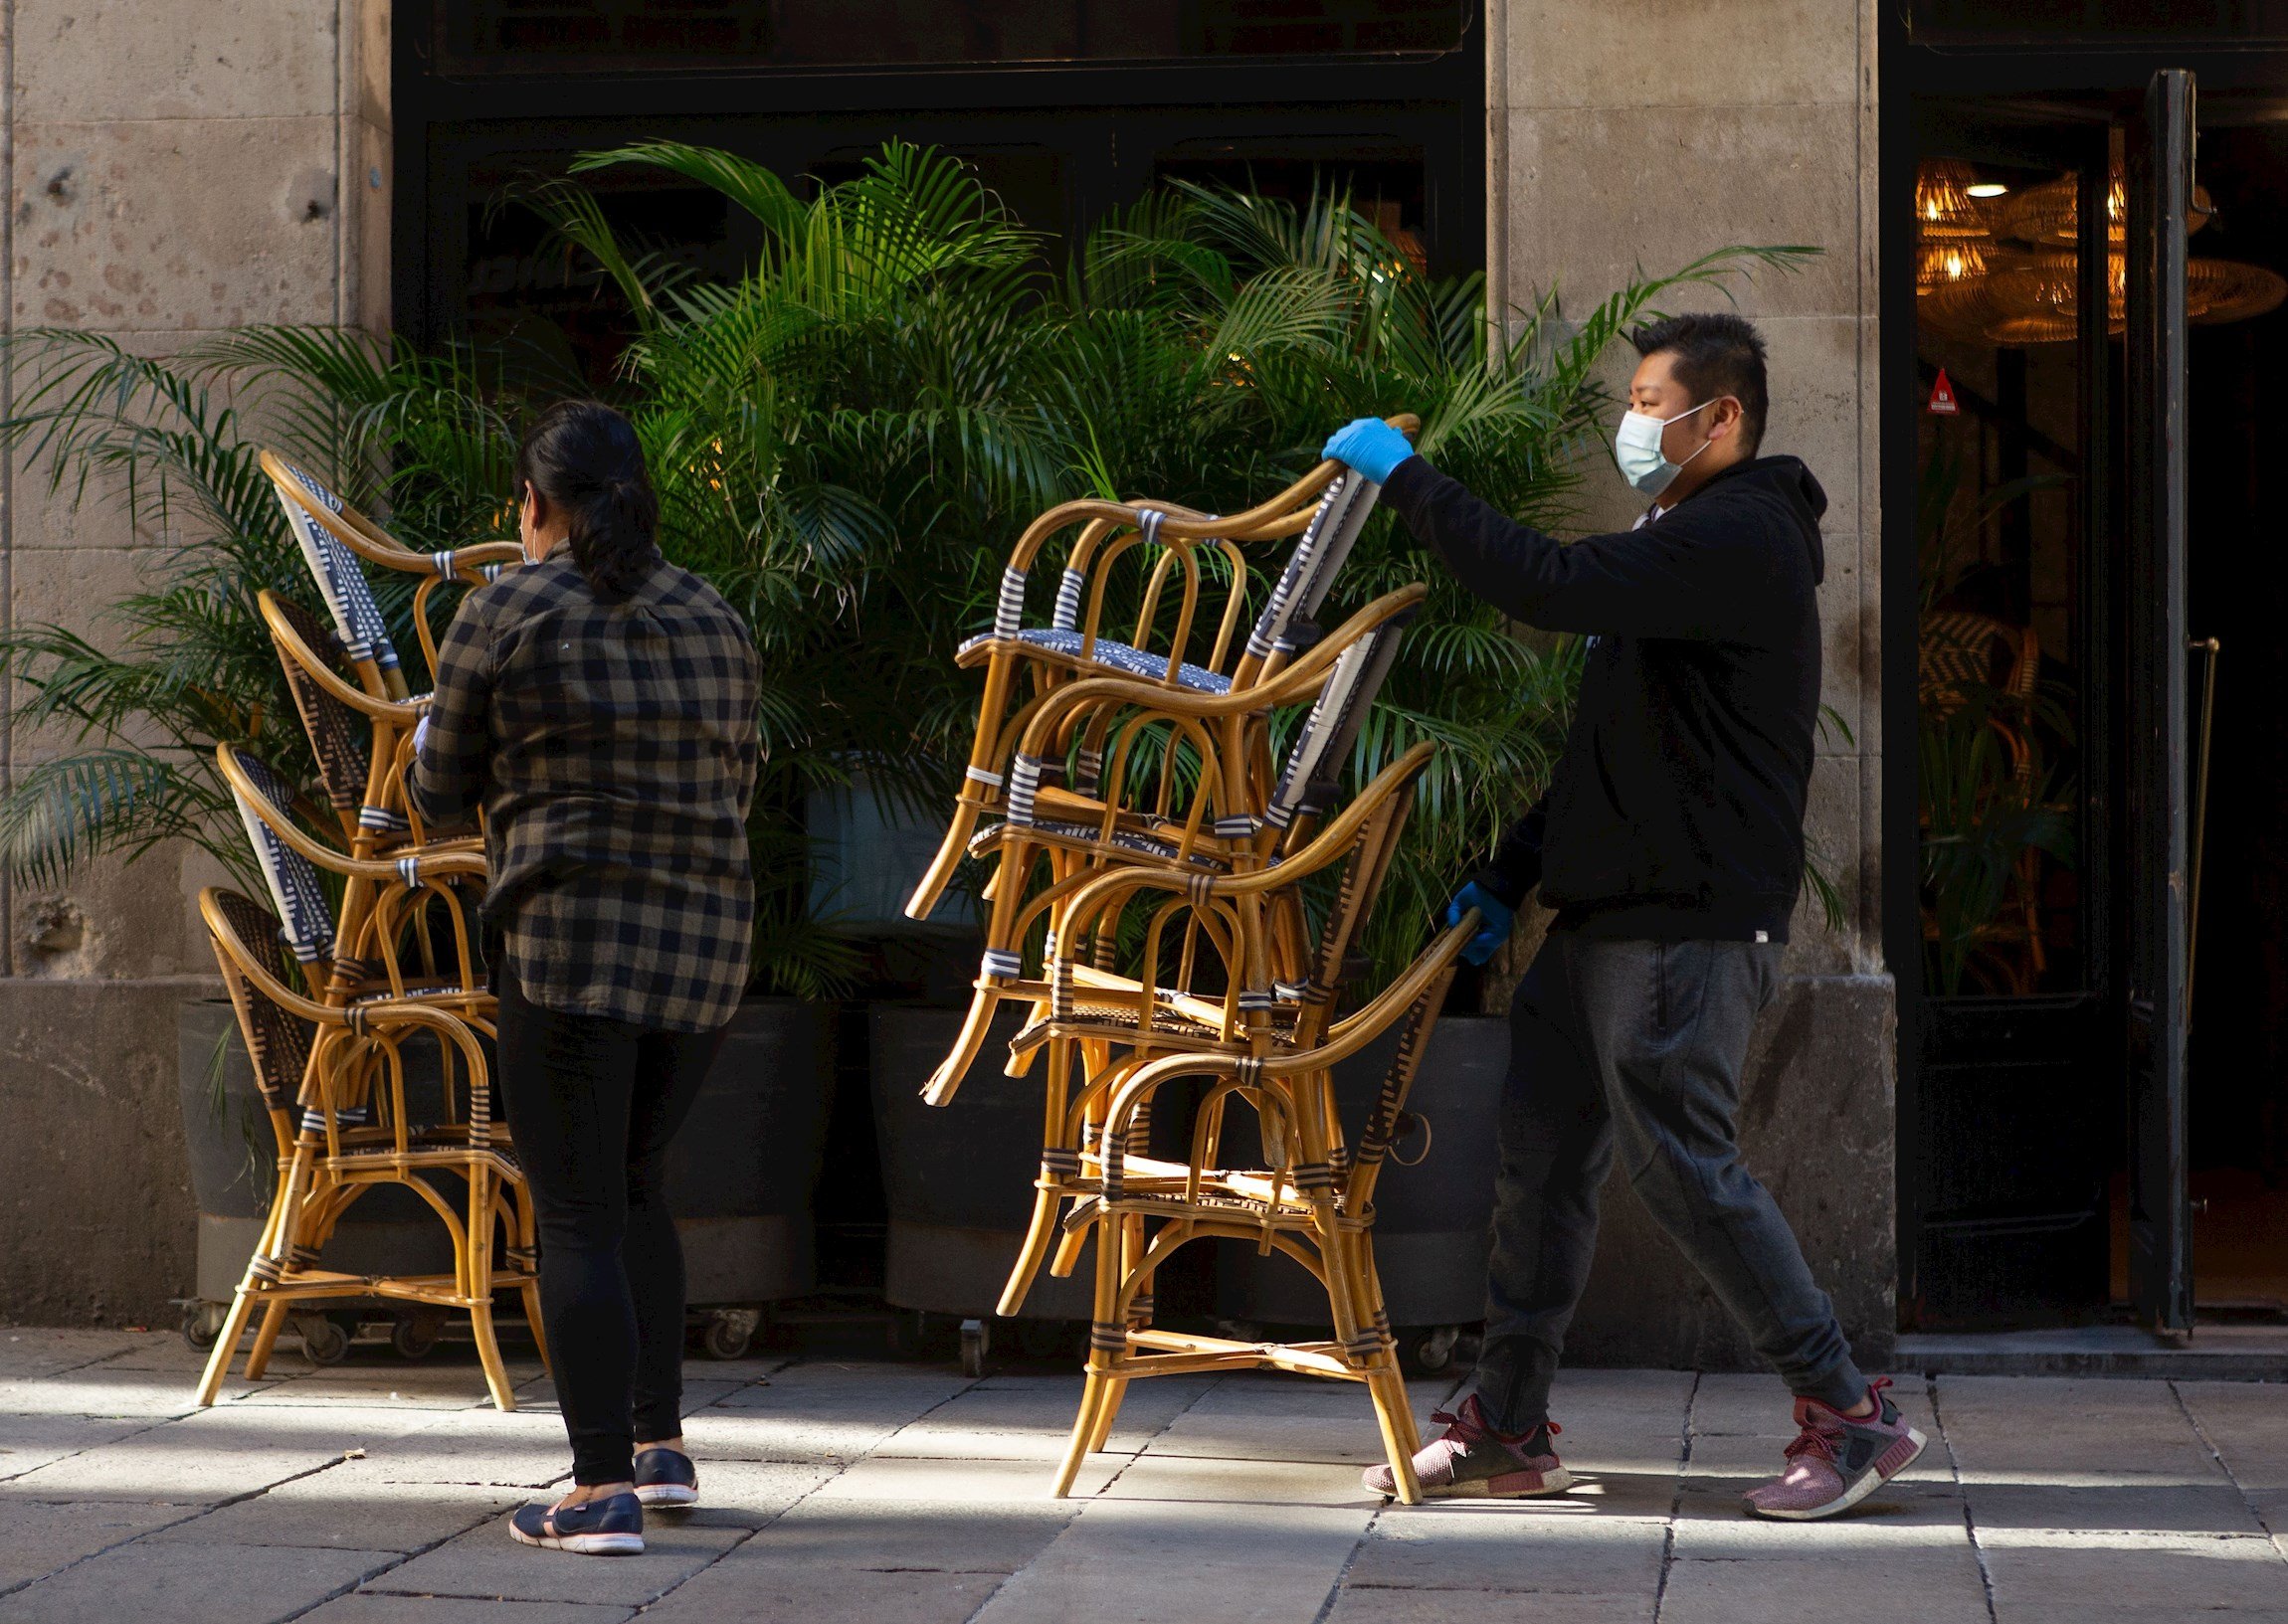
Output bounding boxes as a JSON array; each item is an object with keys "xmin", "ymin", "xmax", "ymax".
[{"xmin": 495, "ymin": 974, "xmax": 724, "ymax": 1485}]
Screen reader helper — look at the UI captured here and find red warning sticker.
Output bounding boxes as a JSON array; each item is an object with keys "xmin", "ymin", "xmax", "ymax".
[{"xmin": 1928, "ymin": 368, "xmax": 1959, "ymax": 415}]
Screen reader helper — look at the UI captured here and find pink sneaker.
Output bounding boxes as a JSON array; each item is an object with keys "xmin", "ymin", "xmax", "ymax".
[
  {"xmin": 1744, "ymin": 1377, "xmax": 1927, "ymax": 1521},
  {"xmin": 1362, "ymin": 1394, "xmax": 1573, "ymax": 1499}
]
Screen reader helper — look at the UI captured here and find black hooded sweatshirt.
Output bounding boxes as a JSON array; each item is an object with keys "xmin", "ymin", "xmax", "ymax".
[{"xmin": 1379, "ymin": 452, "xmax": 1827, "ymax": 943}]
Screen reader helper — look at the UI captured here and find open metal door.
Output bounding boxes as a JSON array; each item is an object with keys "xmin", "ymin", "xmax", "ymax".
[{"xmin": 2122, "ymin": 68, "xmax": 2194, "ymax": 1334}]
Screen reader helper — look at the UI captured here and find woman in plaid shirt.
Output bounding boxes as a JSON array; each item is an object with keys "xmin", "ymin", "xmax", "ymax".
[{"xmin": 413, "ymin": 401, "xmax": 760, "ymax": 1556}]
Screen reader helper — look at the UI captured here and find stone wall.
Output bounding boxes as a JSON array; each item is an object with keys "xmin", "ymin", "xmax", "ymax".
[
  {"xmin": 1485, "ymin": 0, "xmax": 1896, "ymax": 1369},
  {"xmin": 0, "ymin": 0, "xmax": 1900, "ymax": 1356},
  {"xmin": 1, "ymin": 0, "xmax": 388, "ymax": 1324}
]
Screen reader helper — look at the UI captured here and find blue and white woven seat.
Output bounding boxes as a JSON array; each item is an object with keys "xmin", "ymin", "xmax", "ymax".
[{"xmin": 957, "ymin": 627, "xmax": 1233, "ymax": 693}]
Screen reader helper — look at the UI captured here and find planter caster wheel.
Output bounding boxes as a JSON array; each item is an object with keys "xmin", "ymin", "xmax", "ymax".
[
  {"xmin": 180, "ymin": 1302, "xmax": 224, "ymax": 1352},
  {"xmin": 391, "ymin": 1310, "xmax": 445, "ymax": 1360},
  {"xmin": 959, "ymin": 1318, "xmax": 991, "ymax": 1378},
  {"xmin": 1399, "ymin": 1325, "xmax": 1463, "ymax": 1379},
  {"xmin": 295, "ymin": 1314, "xmax": 350, "ymax": 1366},
  {"xmin": 701, "ymin": 1309, "xmax": 760, "ymax": 1361}
]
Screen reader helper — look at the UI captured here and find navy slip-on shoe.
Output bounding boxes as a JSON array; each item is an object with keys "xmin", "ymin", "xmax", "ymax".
[
  {"xmin": 509, "ymin": 1491, "xmax": 644, "ymax": 1555},
  {"xmin": 634, "ymin": 1447, "xmax": 699, "ymax": 1509}
]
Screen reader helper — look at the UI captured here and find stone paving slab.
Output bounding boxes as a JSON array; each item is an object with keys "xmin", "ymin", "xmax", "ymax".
[
  {"xmin": 1323, "ymin": 1588, "xmax": 1654, "ymax": 1623},
  {"xmin": 741, "ymin": 1497, "xmax": 1081, "ymax": 1576},
  {"xmin": 299, "ymin": 1599, "xmax": 635, "ymax": 1624},
  {"xmin": 366, "ymin": 1517, "xmax": 747, "ymax": 1607},
  {"xmin": 143, "ymin": 1473, "xmax": 523, "ymax": 1552},
  {"xmin": 0, "ymin": 1498, "xmax": 191, "ymax": 1591},
  {"xmin": 804, "ymin": 1451, "xmax": 1120, "ymax": 1502},
  {"xmin": 2, "ymin": 1332, "xmax": 2287, "ymax": 1623},
  {"xmin": 871, "ymin": 1373, "xmax": 1213, "ymax": 1461},
  {"xmin": 0, "ymin": 1329, "xmax": 147, "ymax": 1378},
  {"xmin": 1659, "ymin": 1545, "xmax": 1995, "ymax": 1624},
  {"xmin": 973, "ymin": 1499, "xmax": 1378, "ymax": 1624},
  {"xmin": 1978, "ymin": 1527, "xmax": 2288, "ymax": 1614},
  {"xmin": 1102, "ymin": 1449, "xmax": 1381, "ymax": 1507},
  {"xmin": 1340, "ymin": 1501, "xmax": 1668, "ymax": 1594},
  {"xmin": 0, "ymin": 1411, "xmax": 162, "ymax": 1480},
  {"xmin": 0, "ymin": 1537, "xmax": 396, "ymax": 1624},
  {"xmin": 639, "ymin": 1558, "xmax": 1006, "ymax": 1624}
]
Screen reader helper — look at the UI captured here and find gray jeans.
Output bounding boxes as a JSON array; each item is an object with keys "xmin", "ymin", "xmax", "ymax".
[{"xmin": 1471, "ymin": 933, "xmax": 1866, "ymax": 1432}]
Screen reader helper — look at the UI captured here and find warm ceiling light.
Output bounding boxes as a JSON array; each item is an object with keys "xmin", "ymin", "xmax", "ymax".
[
  {"xmin": 1966, "ymin": 182, "xmax": 2009, "ymax": 198},
  {"xmin": 1915, "ymin": 159, "xmax": 1988, "ymax": 241}
]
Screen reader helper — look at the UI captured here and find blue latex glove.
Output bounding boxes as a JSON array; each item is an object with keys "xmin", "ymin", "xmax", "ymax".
[
  {"xmin": 1320, "ymin": 417, "xmax": 1416, "ymax": 485},
  {"xmin": 1444, "ymin": 881, "xmax": 1515, "ymax": 967}
]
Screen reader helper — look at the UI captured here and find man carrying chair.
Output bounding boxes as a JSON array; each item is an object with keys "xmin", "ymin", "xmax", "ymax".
[{"xmin": 1321, "ymin": 312, "xmax": 1922, "ymax": 1522}]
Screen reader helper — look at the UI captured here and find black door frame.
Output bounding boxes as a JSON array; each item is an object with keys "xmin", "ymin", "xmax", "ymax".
[
  {"xmin": 2121, "ymin": 69, "xmax": 2196, "ymax": 1332},
  {"xmin": 391, "ymin": 0, "xmax": 1486, "ymax": 349},
  {"xmin": 1882, "ymin": 23, "xmax": 2288, "ymax": 1324}
]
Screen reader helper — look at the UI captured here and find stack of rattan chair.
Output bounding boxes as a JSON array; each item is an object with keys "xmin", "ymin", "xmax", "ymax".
[
  {"xmin": 190, "ymin": 454, "xmax": 539, "ymax": 1410},
  {"xmin": 908, "ymin": 420, "xmax": 1481, "ymax": 1505}
]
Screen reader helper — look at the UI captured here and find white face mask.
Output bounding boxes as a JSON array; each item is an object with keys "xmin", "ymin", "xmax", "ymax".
[{"xmin": 1615, "ymin": 398, "xmax": 1715, "ymax": 497}]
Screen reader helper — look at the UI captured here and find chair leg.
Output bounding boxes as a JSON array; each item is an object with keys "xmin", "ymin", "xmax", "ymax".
[
  {"xmin": 998, "ymin": 1193, "xmax": 1061, "ymax": 1320},
  {"xmin": 1366, "ymin": 1364, "xmax": 1425, "ymax": 1506},
  {"xmin": 1053, "ymin": 1369, "xmax": 1113, "ymax": 1499},
  {"xmin": 192, "ymin": 1286, "xmax": 262, "ymax": 1407},
  {"xmin": 510, "ymin": 1183, "xmax": 551, "ymax": 1376},
  {"xmin": 1085, "ymin": 1375, "xmax": 1130, "ymax": 1456},
  {"xmin": 471, "ymin": 1298, "xmax": 517, "ymax": 1413},
  {"xmin": 1052, "ymin": 1204, "xmax": 1122, "ymax": 1499},
  {"xmin": 467, "ymin": 1169, "xmax": 517, "ymax": 1412},
  {"xmin": 519, "ymin": 1282, "xmax": 550, "ymax": 1379},
  {"xmin": 243, "ymin": 1298, "xmax": 292, "ymax": 1379}
]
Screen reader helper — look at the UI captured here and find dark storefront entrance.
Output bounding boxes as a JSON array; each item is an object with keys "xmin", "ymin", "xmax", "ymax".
[
  {"xmin": 1888, "ymin": 12, "xmax": 2288, "ymax": 1335},
  {"xmin": 393, "ymin": 1, "xmax": 1484, "ymax": 373},
  {"xmin": 391, "ymin": 0, "xmax": 1484, "ymax": 1295}
]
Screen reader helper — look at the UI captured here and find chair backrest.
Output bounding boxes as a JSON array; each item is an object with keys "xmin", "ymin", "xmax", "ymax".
[
  {"xmin": 226, "ymin": 750, "xmax": 338, "ymax": 970},
  {"xmin": 205, "ymin": 888, "xmax": 316, "ymax": 1117},
  {"xmin": 1263, "ymin": 611, "xmax": 1414, "ymax": 830},
  {"xmin": 1241, "ymin": 471, "xmax": 1383, "ymax": 666},
  {"xmin": 266, "ymin": 458, "xmax": 404, "ymax": 683},
  {"xmin": 265, "ymin": 594, "xmax": 376, "ymax": 824}
]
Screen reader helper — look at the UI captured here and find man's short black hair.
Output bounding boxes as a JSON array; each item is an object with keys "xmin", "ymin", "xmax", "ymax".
[{"xmin": 1629, "ymin": 311, "xmax": 1770, "ymax": 456}]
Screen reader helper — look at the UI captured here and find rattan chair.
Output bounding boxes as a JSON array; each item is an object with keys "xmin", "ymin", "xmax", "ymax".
[
  {"xmin": 990, "ymin": 742, "xmax": 1436, "ymax": 1324},
  {"xmin": 217, "ymin": 744, "xmax": 490, "ymax": 1017},
  {"xmin": 259, "ymin": 449, "xmax": 521, "ymax": 702},
  {"xmin": 1049, "ymin": 909, "xmax": 1476, "ymax": 1507},
  {"xmin": 261, "ymin": 588, "xmax": 479, "ymax": 853},
  {"xmin": 191, "ymin": 886, "xmax": 538, "ymax": 1411},
  {"xmin": 904, "ymin": 420, "xmax": 1414, "ymax": 921},
  {"xmin": 920, "ymin": 593, "xmax": 1422, "ymax": 1105}
]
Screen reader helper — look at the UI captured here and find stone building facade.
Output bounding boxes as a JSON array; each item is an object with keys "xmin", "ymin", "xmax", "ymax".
[{"xmin": 1, "ymin": 0, "xmax": 1893, "ymax": 1368}]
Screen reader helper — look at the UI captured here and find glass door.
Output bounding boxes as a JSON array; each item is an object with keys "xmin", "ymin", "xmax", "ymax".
[{"xmin": 1908, "ymin": 118, "xmax": 2116, "ymax": 1328}]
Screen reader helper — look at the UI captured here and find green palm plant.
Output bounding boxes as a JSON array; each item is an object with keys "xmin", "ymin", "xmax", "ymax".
[{"xmin": 1, "ymin": 138, "xmax": 1815, "ymax": 1001}]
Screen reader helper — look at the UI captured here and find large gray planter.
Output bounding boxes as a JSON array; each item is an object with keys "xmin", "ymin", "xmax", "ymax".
[
  {"xmin": 869, "ymin": 1003, "xmax": 1094, "ymax": 1323},
  {"xmin": 667, "ymin": 996, "xmax": 833, "ymax": 1320},
  {"xmin": 1216, "ymin": 1012, "xmax": 1506, "ymax": 1346}
]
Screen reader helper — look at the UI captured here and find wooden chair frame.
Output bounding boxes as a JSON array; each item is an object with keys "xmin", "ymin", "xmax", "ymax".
[
  {"xmin": 920, "ymin": 590, "xmax": 1425, "ymax": 1105},
  {"xmin": 217, "ymin": 742, "xmax": 491, "ymax": 1021},
  {"xmin": 987, "ymin": 745, "xmax": 1434, "ymax": 1326},
  {"xmin": 261, "ymin": 588, "xmax": 481, "ymax": 855},
  {"xmin": 259, "ymin": 448, "xmax": 522, "ymax": 701},
  {"xmin": 1048, "ymin": 912, "xmax": 1476, "ymax": 1507},
  {"xmin": 193, "ymin": 887, "xmax": 540, "ymax": 1412},
  {"xmin": 906, "ymin": 418, "xmax": 1416, "ymax": 921}
]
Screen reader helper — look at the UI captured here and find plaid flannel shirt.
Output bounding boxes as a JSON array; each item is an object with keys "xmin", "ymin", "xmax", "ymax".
[{"xmin": 411, "ymin": 552, "xmax": 760, "ymax": 1033}]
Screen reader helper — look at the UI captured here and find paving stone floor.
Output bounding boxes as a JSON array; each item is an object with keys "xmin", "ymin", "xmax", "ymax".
[{"xmin": 3, "ymin": 1326, "xmax": 2287, "ymax": 1621}]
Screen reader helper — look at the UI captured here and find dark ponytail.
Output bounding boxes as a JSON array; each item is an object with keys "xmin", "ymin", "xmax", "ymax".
[{"xmin": 514, "ymin": 400, "xmax": 661, "ymax": 601}]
